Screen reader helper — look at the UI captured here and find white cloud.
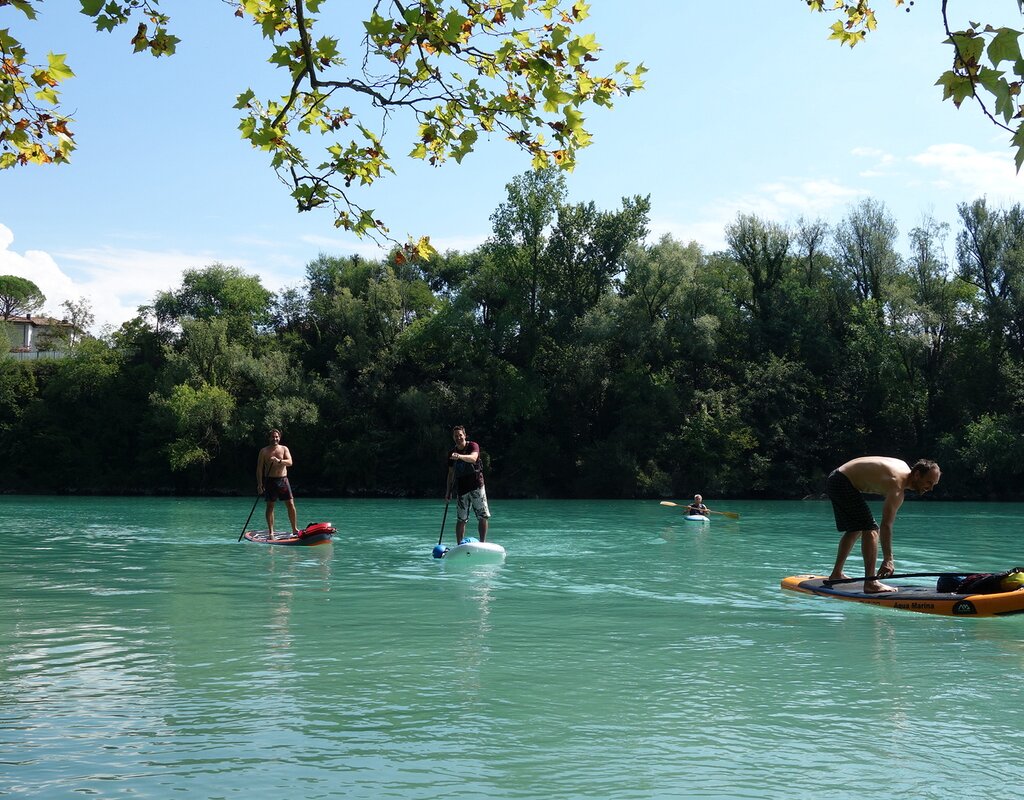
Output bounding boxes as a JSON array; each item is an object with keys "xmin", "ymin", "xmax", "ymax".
[
  {"xmin": 745, "ymin": 179, "xmax": 865, "ymax": 217},
  {"xmin": 909, "ymin": 143, "xmax": 1024, "ymax": 203},
  {"xmin": 1, "ymin": 221, "xmax": 491, "ymax": 336},
  {"xmin": 651, "ymin": 143, "xmax": 1024, "ymax": 255},
  {"xmin": 650, "ymin": 178, "xmax": 866, "ymax": 252},
  {"xmin": 0, "ymin": 224, "xmax": 80, "ymax": 318},
  {"xmin": 0, "ymin": 223, "xmax": 219, "ymax": 332},
  {"xmin": 648, "ymin": 218, "xmax": 730, "ymax": 252}
]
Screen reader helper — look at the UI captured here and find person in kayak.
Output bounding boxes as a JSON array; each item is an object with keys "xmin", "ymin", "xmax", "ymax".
[
  {"xmin": 687, "ymin": 495, "xmax": 709, "ymax": 516},
  {"xmin": 446, "ymin": 425, "xmax": 490, "ymax": 544},
  {"xmin": 257, "ymin": 428, "xmax": 300, "ymax": 539},
  {"xmin": 826, "ymin": 456, "xmax": 941, "ymax": 593}
]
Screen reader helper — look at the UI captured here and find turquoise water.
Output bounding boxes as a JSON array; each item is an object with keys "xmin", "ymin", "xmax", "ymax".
[{"xmin": 2, "ymin": 496, "xmax": 1023, "ymax": 799}]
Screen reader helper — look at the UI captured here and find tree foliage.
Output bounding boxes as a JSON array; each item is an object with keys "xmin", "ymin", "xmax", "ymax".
[
  {"xmin": 1, "ymin": 0, "xmax": 644, "ymax": 248},
  {"xmin": 4, "ymin": 173, "xmax": 1024, "ymax": 499},
  {"xmin": 810, "ymin": 1, "xmax": 1024, "ymax": 170},
  {"xmin": 0, "ymin": 274, "xmax": 45, "ymax": 319}
]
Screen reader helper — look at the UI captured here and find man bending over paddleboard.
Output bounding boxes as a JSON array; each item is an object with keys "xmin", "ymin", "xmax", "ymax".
[
  {"xmin": 257, "ymin": 428, "xmax": 300, "ymax": 539},
  {"xmin": 826, "ymin": 456, "xmax": 940, "ymax": 593},
  {"xmin": 446, "ymin": 425, "xmax": 490, "ymax": 544}
]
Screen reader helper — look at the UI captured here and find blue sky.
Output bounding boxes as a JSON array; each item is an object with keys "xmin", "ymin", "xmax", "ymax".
[{"xmin": 3, "ymin": 2, "xmax": 1023, "ymax": 331}]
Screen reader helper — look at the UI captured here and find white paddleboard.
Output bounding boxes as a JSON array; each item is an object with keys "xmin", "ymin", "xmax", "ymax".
[
  {"xmin": 434, "ymin": 537, "xmax": 506, "ymax": 560},
  {"xmin": 685, "ymin": 514, "xmax": 710, "ymax": 523}
]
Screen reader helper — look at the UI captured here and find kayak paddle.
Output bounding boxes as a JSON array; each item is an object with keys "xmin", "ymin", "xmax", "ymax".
[{"xmin": 659, "ymin": 500, "xmax": 740, "ymax": 519}]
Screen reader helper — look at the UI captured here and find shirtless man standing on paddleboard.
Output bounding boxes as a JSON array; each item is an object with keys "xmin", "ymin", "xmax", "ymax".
[
  {"xmin": 257, "ymin": 428, "xmax": 300, "ymax": 538},
  {"xmin": 826, "ymin": 456, "xmax": 941, "ymax": 593}
]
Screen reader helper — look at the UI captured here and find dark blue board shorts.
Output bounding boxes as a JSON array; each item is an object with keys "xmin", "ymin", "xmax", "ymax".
[
  {"xmin": 826, "ymin": 470, "xmax": 878, "ymax": 533},
  {"xmin": 264, "ymin": 476, "xmax": 294, "ymax": 502}
]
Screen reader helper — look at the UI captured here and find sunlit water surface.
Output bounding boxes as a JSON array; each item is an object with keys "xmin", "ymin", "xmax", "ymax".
[{"xmin": 3, "ymin": 496, "xmax": 1023, "ymax": 798}]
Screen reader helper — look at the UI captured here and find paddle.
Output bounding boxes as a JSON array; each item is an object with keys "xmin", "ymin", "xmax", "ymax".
[
  {"xmin": 823, "ymin": 572, "xmax": 960, "ymax": 587},
  {"xmin": 238, "ymin": 467, "xmax": 268, "ymax": 542},
  {"xmin": 432, "ymin": 471, "xmax": 455, "ymax": 558},
  {"xmin": 659, "ymin": 500, "xmax": 740, "ymax": 519}
]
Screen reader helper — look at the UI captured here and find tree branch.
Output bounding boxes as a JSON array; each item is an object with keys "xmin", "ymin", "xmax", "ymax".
[{"xmin": 941, "ymin": 0, "xmax": 1015, "ymax": 135}]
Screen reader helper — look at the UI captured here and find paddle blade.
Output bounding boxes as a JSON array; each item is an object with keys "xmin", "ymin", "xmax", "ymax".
[
  {"xmin": 722, "ymin": 511, "xmax": 740, "ymax": 519},
  {"xmin": 659, "ymin": 501, "xmax": 680, "ymax": 507}
]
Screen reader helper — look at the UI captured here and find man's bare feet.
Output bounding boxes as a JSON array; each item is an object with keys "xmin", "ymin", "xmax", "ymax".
[
  {"xmin": 864, "ymin": 581, "xmax": 898, "ymax": 594},
  {"xmin": 828, "ymin": 571, "xmax": 851, "ymax": 581}
]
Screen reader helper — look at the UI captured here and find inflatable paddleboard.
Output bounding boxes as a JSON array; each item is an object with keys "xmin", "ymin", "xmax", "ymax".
[
  {"xmin": 781, "ymin": 574, "xmax": 1024, "ymax": 617},
  {"xmin": 685, "ymin": 514, "xmax": 710, "ymax": 523},
  {"xmin": 243, "ymin": 522, "xmax": 335, "ymax": 547},
  {"xmin": 432, "ymin": 537, "xmax": 506, "ymax": 561}
]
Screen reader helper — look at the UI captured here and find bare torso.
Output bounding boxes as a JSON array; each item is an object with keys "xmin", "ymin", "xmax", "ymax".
[
  {"xmin": 259, "ymin": 444, "xmax": 291, "ymax": 478},
  {"xmin": 837, "ymin": 456, "xmax": 909, "ymax": 497}
]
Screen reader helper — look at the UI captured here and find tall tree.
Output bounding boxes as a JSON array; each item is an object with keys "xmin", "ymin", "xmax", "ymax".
[
  {"xmin": 955, "ymin": 198, "xmax": 1024, "ymax": 365},
  {"xmin": 489, "ymin": 168, "xmax": 567, "ymax": 322},
  {"xmin": 886, "ymin": 216, "xmax": 972, "ymax": 447},
  {"xmin": 59, "ymin": 297, "xmax": 95, "ymax": 345},
  {"xmin": 0, "ymin": 275, "xmax": 45, "ymax": 319},
  {"xmin": 724, "ymin": 213, "xmax": 791, "ymax": 354},
  {"xmin": 832, "ymin": 198, "xmax": 901, "ymax": 319},
  {"xmin": 152, "ymin": 264, "xmax": 273, "ymax": 342},
  {"xmin": 621, "ymin": 235, "xmax": 702, "ymax": 325},
  {"xmin": 544, "ymin": 194, "xmax": 650, "ymax": 323}
]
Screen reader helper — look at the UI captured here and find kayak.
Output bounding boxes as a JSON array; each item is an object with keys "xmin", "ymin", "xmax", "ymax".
[
  {"xmin": 685, "ymin": 514, "xmax": 710, "ymax": 523},
  {"xmin": 243, "ymin": 521, "xmax": 336, "ymax": 547},
  {"xmin": 432, "ymin": 537, "xmax": 506, "ymax": 561},
  {"xmin": 781, "ymin": 574, "xmax": 1024, "ymax": 617}
]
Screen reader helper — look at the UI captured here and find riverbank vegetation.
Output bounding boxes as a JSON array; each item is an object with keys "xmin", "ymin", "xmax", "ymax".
[{"xmin": 5, "ymin": 171, "xmax": 1024, "ymax": 499}]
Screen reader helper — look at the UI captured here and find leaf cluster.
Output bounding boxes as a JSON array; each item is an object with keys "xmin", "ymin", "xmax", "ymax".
[
  {"xmin": 2, "ymin": 0, "xmax": 643, "ymax": 249},
  {"xmin": 810, "ymin": 1, "xmax": 1024, "ymax": 171}
]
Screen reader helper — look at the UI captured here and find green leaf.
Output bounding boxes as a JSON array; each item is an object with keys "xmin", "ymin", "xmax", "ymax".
[
  {"xmin": 363, "ymin": 12, "xmax": 393, "ymax": 38},
  {"xmin": 10, "ymin": 1, "xmax": 37, "ymax": 20},
  {"xmin": 935, "ymin": 70, "xmax": 975, "ymax": 106},
  {"xmin": 234, "ymin": 89, "xmax": 256, "ymax": 109},
  {"xmin": 950, "ymin": 32, "xmax": 985, "ymax": 68},
  {"xmin": 79, "ymin": 0, "xmax": 104, "ymax": 17},
  {"xmin": 542, "ymin": 86, "xmax": 572, "ymax": 112},
  {"xmin": 564, "ymin": 105, "xmax": 584, "ymax": 134},
  {"xmin": 988, "ymin": 28, "xmax": 1023, "ymax": 67},
  {"xmin": 35, "ymin": 86, "xmax": 58, "ymax": 104},
  {"xmin": 1012, "ymin": 124, "xmax": 1024, "ymax": 172},
  {"xmin": 94, "ymin": 15, "xmax": 118, "ymax": 33},
  {"xmin": 0, "ymin": 29, "xmax": 20, "ymax": 51},
  {"xmin": 452, "ymin": 128, "xmax": 477, "ymax": 163},
  {"xmin": 988, "ymin": 76, "xmax": 1016, "ymax": 122},
  {"xmin": 46, "ymin": 53, "xmax": 75, "ymax": 83},
  {"xmin": 567, "ymin": 33, "xmax": 598, "ymax": 65}
]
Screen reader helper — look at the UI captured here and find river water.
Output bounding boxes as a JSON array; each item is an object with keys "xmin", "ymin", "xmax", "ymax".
[{"xmin": 2, "ymin": 496, "xmax": 1023, "ymax": 798}]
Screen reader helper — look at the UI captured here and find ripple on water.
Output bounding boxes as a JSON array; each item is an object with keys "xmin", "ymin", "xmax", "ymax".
[{"xmin": 3, "ymin": 498, "xmax": 1024, "ymax": 798}]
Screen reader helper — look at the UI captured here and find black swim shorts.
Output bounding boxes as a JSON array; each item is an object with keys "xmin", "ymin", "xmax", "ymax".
[
  {"xmin": 825, "ymin": 469, "xmax": 878, "ymax": 533},
  {"xmin": 264, "ymin": 476, "xmax": 293, "ymax": 502}
]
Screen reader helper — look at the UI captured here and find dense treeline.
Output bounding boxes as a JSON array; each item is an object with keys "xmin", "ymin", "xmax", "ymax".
[{"xmin": 4, "ymin": 172, "xmax": 1024, "ymax": 499}]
